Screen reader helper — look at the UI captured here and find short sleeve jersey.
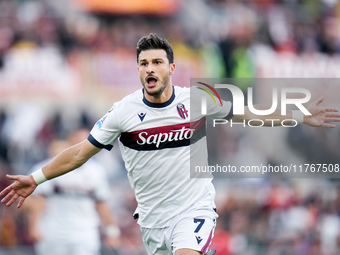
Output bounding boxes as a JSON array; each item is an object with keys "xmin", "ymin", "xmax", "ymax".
[
  {"xmin": 31, "ymin": 158, "xmax": 110, "ymax": 242},
  {"xmin": 89, "ymin": 85, "xmax": 232, "ymax": 228}
]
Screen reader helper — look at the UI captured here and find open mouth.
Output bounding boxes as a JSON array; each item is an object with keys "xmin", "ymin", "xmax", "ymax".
[{"xmin": 146, "ymin": 76, "xmax": 158, "ymax": 86}]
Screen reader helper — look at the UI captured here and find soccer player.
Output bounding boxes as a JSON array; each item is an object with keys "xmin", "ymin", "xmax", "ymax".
[
  {"xmin": 24, "ymin": 130, "xmax": 121, "ymax": 255},
  {"xmin": 1, "ymin": 34, "xmax": 340, "ymax": 255}
]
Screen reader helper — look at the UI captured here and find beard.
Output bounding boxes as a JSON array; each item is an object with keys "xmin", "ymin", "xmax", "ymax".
[{"xmin": 142, "ymin": 73, "xmax": 170, "ymax": 97}]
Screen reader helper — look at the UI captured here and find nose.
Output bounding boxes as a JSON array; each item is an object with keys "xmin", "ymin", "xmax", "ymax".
[{"xmin": 145, "ymin": 64, "xmax": 154, "ymax": 74}]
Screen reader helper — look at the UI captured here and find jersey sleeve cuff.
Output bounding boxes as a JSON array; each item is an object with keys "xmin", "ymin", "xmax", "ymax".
[{"xmin": 87, "ymin": 134, "xmax": 113, "ymax": 151}]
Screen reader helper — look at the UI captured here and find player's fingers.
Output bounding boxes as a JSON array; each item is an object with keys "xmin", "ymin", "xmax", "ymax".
[
  {"xmin": 325, "ymin": 112, "xmax": 340, "ymax": 117},
  {"xmin": 2, "ymin": 189, "xmax": 16, "ymax": 204},
  {"xmin": 325, "ymin": 117, "xmax": 340, "ymax": 122},
  {"xmin": 17, "ymin": 196, "xmax": 26, "ymax": 208},
  {"xmin": 6, "ymin": 174, "xmax": 20, "ymax": 181},
  {"xmin": 0, "ymin": 187, "xmax": 15, "ymax": 203},
  {"xmin": 6, "ymin": 193, "xmax": 19, "ymax": 207},
  {"xmin": 324, "ymin": 107, "xmax": 339, "ymax": 113},
  {"xmin": 315, "ymin": 96, "xmax": 325, "ymax": 106},
  {"xmin": 0, "ymin": 184, "xmax": 13, "ymax": 197},
  {"xmin": 322, "ymin": 123, "xmax": 336, "ymax": 128}
]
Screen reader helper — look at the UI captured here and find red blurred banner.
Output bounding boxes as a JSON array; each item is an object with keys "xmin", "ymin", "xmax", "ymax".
[{"xmin": 73, "ymin": 0, "xmax": 180, "ymax": 15}]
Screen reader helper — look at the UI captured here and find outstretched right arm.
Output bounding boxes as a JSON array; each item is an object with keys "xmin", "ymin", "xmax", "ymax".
[{"xmin": 0, "ymin": 139, "xmax": 101, "ymax": 208}]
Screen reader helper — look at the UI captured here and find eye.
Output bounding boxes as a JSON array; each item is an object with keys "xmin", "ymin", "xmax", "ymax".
[{"xmin": 140, "ymin": 62, "xmax": 147, "ymax": 67}]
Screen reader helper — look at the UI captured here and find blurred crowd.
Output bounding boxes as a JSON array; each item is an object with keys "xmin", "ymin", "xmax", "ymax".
[
  {"xmin": 1, "ymin": 0, "xmax": 340, "ymax": 77},
  {"xmin": 1, "ymin": 0, "xmax": 340, "ymax": 254}
]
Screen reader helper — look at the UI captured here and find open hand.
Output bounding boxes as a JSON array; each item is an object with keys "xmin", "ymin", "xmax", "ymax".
[
  {"xmin": 304, "ymin": 96, "xmax": 340, "ymax": 128},
  {"xmin": 0, "ymin": 175, "xmax": 37, "ymax": 208}
]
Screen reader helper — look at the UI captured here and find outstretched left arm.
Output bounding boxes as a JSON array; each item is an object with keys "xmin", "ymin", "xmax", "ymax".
[
  {"xmin": 231, "ymin": 96, "xmax": 340, "ymax": 127},
  {"xmin": 304, "ymin": 96, "xmax": 340, "ymax": 128}
]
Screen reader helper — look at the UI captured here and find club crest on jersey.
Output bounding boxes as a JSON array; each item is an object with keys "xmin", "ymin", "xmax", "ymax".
[
  {"xmin": 138, "ymin": 112, "xmax": 147, "ymax": 122},
  {"xmin": 177, "ymin": 103, "xmax": 188, "ymax": 119}
]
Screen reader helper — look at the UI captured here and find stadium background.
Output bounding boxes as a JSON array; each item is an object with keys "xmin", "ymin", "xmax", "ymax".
[{"xmin": 1, "ymin": 0, "xmax": 340, "ymax": 254}]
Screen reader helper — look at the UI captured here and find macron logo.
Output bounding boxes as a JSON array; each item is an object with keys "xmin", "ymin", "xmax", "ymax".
[
  {"xmin": 138, "ymin": 112, "xmax": 146, "ymax": 122},
  {"xmin": 196, "ymin": 236, "xmax": 203, "ymax": 245}
]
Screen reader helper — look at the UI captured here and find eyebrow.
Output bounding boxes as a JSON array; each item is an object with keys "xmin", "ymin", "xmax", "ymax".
[{"xmin": 139, "ymin": 58, "xmax": 164, "ymax": 63}]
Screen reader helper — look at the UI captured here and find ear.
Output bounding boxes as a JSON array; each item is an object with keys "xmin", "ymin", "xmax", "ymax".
[{"xmin": 169, "ymin": 63, "xmax": 176, "ymax": 75}]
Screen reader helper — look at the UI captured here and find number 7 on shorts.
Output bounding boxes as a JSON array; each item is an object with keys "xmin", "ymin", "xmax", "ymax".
[{"xmin": 194, "ymin": 218, "xmax": 205, "ymax": 233}]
